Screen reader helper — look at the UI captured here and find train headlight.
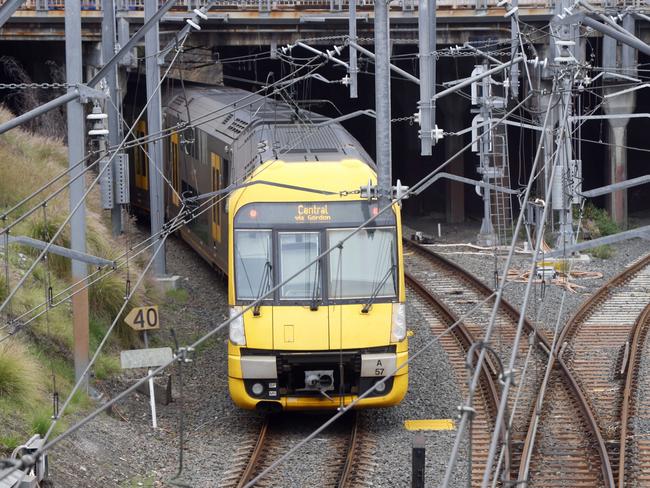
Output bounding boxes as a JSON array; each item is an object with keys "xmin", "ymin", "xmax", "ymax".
[
  {"xmin": 229, "ymin": 306, "xmax": 246, "ymax": 346},
  {"xmin": 391, "ymin": 303, "xmax": 406, "ymax": 342}
]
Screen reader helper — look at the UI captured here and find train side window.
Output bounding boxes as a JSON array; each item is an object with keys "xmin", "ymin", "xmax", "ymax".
[
  {"xmin": 211, "ymin": 152, "xmax": 222, "ymax": 243},
  {"xmin": 171, "ymin": 133, "xmax": 180, "ymax": 206}
]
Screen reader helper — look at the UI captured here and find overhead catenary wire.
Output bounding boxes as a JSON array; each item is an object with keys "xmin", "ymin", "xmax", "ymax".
[
  {"xmin": 441, "ymin": 80, "xmax": 558, "ymax": 487},
  {"xmin": 0, "ymin": 31, "xmax": 190, "ymax": 317},
  {"xmin": 478, "ymin": 79, "xmax": 575, "ymax": 488},
  {"xmin": 0, "ymin": 89, "xmax": 533, "ymax": 484}
]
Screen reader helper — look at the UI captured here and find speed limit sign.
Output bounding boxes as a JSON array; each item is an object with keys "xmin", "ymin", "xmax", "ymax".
[{"xmin": 124, "ymin": 305, "xmax": 160, "ymax": 331}]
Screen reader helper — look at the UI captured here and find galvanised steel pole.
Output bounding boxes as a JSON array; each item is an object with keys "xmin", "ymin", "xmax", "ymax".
[
  {"xmin": 429, "ymin": 0, "xmax": 436, "ymax": 134},
  {"xmin": 0, "ymin": 0, "xmax": 26, "ymax": 29},
  {"xmin": 64, "ymin": 0, "xmax": 89, "ymax": 388},
  {"xmin": 417, "ymin": 0, "xmax": 432, "ymax": 155},
  {"xmin": 348, "ymin": 0, "xmax": 358, "ymax": 99},
  {"xmin": 374, "ymin": 0, "xmax": 391, "ymax": 203},
  {"xmin": 101, "ymin": 0, "xmax": 123, "ymax": 236},
  {"xmin": 145, "ymin": 0, "xmax": 166, "ymax": 276}
]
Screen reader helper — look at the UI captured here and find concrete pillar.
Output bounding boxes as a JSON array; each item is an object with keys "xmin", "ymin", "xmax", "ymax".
[
  {"xmin": 602, "ymin": 14, "xmax": 637, "ymax": 229},
  {"xmin": 603, "ymin": 89, "xmax": 635, "ymax": 229}
]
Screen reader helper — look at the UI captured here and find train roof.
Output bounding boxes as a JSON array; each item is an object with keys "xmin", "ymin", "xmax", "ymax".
[{"xmin": 164, "ymin": 85, "xmax": 375, "ymax": 172}]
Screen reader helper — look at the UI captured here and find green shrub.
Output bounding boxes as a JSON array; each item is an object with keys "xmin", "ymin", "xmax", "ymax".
[
  {"xmin": 166, "ymin": 288, "xmax": 188, "ymax": 305},
  {"xmin": 587, "ymin": 245, "xmax": 614, "ymax": 260},
  {"xmin": 89, "ymin": 273, "xmax": 139, "ymax": 347},
  {"xmin": 581, "ymin": 203, "xmax": 619, "ymax": 237}
]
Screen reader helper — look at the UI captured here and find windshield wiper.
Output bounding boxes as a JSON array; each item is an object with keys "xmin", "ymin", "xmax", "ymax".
[
  {"xmin": 310, "ymin": 260, "xmax": 321, "ymax": 311},
  {"xmin": 253, "ymin": 261, "xmax": 272, "ymax": 316},
  {"xmin": 361, "ymin": 265, "xmax": 397, "ymax": 314}
]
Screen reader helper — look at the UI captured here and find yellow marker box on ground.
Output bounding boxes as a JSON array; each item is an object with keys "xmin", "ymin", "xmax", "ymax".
[{"xmin": 404, "ymin": 419, "xmax": 456, "ymax": 431}]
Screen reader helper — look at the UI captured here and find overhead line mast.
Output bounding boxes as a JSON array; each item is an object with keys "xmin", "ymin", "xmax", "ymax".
[{"xmin": 64, "ymin": 0, "xmax": 89, "ymax": 389}]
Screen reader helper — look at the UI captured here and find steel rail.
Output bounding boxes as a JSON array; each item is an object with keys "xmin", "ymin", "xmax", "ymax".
[
  {"xmin": 406, "ymin": 272, "xmax": 506, "ymax": 484},
  {"xmin": 516, "ymin": 258, "xmax": 650, "ymax": 485},
  {"xmin": 236, "ymin": 419, "xmax": 270, "ymax": 488},
  {"xmin": 336, "ymin": 412, "xmax": 360, "ymax": 488},
  {"xmin": 618, "ymin": 302, "xmax": 650, "ymax": 487},
  {"xmin": 551, "ymin": 253, "xmax": 650, "ymax": 481},
  {"xmin": 405, "ymin": 239, "xmax": 615, "ymax": 484},
  {"xmin": 233, "ymin": 413, "xmax": 361, "ymax": 487}
]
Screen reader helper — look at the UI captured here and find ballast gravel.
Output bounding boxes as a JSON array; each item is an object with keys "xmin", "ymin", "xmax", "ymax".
[{"xmin": 49, "ymin": 218, "xmax": 650, "ymax": 487}]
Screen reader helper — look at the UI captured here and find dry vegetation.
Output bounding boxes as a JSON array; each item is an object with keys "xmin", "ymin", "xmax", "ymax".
[{"xmin": 0, "ymin": 107, "xmax": 152, "ymax": 454}]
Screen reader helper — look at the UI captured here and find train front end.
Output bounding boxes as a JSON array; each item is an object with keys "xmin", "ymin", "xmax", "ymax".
[{"xmin": 227, "ymin": 159, "xmax": 408, "ymax": 411}]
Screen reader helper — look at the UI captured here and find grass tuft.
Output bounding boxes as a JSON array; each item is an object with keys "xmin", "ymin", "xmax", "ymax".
[
  {"xmin": 29, "ymin": 410, "xmax": 51, "ymax": 437},
  {"xmin": 89, "ymin": 273, "xmax": 140, "ymax": 347},
  {"xmin": 0, "ymin": 434, "xmax": 21, "ymax": 453},
  {"xmin": 0, "ymin": 342, "xmax": 39, "ymax": 400},
  {"xmin": 24, "ymin": 218, "xmax": 71, "ymax": 277},
  {"xmin": 94, "ymin": 355, "xmax": 121, "ymax": 381}
]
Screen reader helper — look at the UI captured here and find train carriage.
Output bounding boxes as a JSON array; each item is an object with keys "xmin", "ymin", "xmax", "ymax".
[{"xmin": 130, "ymin": 85, "xmax": 408, "ymax": 410}]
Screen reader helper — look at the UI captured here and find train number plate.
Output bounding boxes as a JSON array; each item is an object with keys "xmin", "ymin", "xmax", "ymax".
[{"xmin": 360, "ymin": 353, "xmax": 396, "ymax": 377}]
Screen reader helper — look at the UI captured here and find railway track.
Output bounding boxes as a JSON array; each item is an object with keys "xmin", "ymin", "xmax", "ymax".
[
  {"xmin": 518, "ymin": 254, "xmax": 650, "ymax": 487},
  {"xmin": 220, "ymin": 412, "xmax": 373, "ymax": 487},
  {"xmin": 406, "ymin": 272, "xmax": 503, "ymax": 485},
  {"xmin": 404, "ymin": 239, "xmax": 612, "ymax": 486},
  {"xmin": 620, "ymin": 303, "xmax": 650, "ymax": 487}
]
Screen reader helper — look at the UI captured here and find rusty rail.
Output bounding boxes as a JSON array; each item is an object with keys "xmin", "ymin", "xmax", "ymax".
[
  {"xmin": 516, "ymin": 255, "xmax": 650, "ymax": 486},
  {"xmin": 619, "ymin": 303, "xmax": 650, "ymax": 487},
  {"xmin": 405, "ymin": 239, "xmax": 614, "ymax": 485}
]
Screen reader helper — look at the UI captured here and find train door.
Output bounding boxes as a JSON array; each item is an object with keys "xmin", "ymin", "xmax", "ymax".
[
  {"xmin": 211, "ymin": 152, "xmax": 222, "ymax": 243},
  {"xmin": 134, "ymin": 120, "xmax": 148, "ymax": 191},
  {"xmin": 171, "ymin": 133, "xmax": 180, "ymax": 206}
]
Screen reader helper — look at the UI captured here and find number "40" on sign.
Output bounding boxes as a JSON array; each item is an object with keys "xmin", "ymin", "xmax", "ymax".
[{"xmin": 124, "ymin": 306, "xmax": 160, "ymax": 331}]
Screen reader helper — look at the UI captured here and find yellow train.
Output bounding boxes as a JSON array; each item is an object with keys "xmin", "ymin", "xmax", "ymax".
[{"xmin": 130, "ymin": 86, "xmax": 408, "ymax": 411}]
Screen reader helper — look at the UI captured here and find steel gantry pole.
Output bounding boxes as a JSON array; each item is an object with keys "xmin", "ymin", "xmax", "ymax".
[
  {"xmin": 348, "ymin": 0, "xmax": 358, "ymax": 98},
  {"xmin": 101, "ymin": 0, "xmax": 123, "ymax": 236},
  {"xmin": 417, "ymin": 0, "xmax": 433, "ymax": 155},
  {"xmin": 429, "ymin": 0, "xmax": 436, "ymax": 133},
  {"xmin": 145, "ymin": 0, "xmax": 166, "ymax": 276},
  {"xmin": 374, "ymin": 0, "xmax": 392, "ymax": 203},
  {"xmin": 64, "ymin": 0, "xmax": 89, "ymax": 388}
]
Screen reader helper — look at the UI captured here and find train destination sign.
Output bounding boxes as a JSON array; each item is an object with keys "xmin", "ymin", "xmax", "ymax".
[
  {"xmin": 235, "ymin": 201, "xmax": 396, "ymax": 227},
  {"xmin": 124, "ymin": 305, "xmax": 160, "ymax": 331}
]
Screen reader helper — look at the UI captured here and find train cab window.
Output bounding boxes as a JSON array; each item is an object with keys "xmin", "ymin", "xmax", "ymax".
[
  {"xmin": 278, "ymin": 232, "xmax": 320, "ymax": 300},
  {"xmin": 234, "ymin": 230, "xmax": 273, "ymax": 300},
  {"xmin": 327, "ymin": 228, "xmax": 397, "ymax": 299}
]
